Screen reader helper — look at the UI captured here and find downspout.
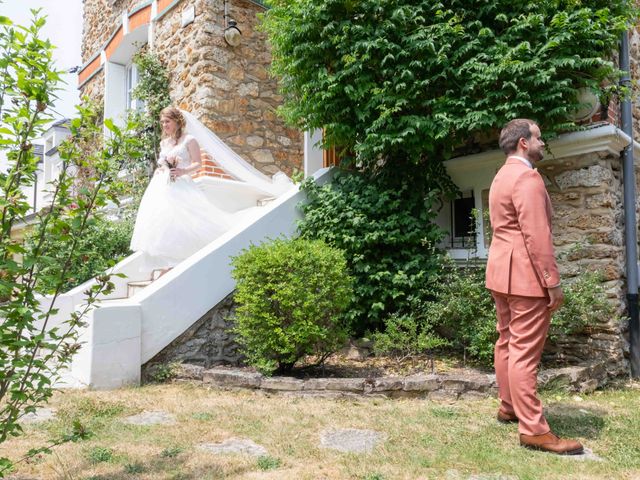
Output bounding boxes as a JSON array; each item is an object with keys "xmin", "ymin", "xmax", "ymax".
[{"xmin": 619, "ymin": 30, "xmax": 640, "ymax": 377}]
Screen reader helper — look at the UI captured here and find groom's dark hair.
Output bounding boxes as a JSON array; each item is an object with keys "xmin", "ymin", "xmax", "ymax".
[{"xmin": 499, "ymin": 119, "xmax": 536, "ymax": 155}]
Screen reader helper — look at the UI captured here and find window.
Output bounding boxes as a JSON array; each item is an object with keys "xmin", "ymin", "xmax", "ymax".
[
  {"xmin": 449, "ymin": 190, "xmax": 476, "ymax": 248},
  {"xmin": 125, "ymin": 63, "xmax": 143, "ymax": 112}
]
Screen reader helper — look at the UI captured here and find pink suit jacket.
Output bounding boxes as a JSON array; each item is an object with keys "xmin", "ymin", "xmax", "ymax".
[{"xmin": 485, "ymin": 158, "xmax": 560, "ymax": 298}]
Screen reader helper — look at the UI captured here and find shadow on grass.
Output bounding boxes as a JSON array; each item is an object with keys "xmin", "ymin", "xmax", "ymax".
[{"xmin": 545, "ymin": 403, "xmax": 607, "ymax": 440}]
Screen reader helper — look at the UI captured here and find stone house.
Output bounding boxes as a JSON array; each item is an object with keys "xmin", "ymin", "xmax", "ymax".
[
  {"xmin": 433, "ymin": 80, "xmax": 640, "ymax": 379},
  {"xmin": 77, "ymin": 0, "xmax": 639, "ymax": 381},
  {"xmin": 77, "ymin": 0, "xmax": 327, "ymax": 181}
]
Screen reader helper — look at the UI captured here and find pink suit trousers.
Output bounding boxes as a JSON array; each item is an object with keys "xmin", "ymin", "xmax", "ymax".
[{"xmin": 492, "ymin": 291, "xmax": 550, "ymax": 436}]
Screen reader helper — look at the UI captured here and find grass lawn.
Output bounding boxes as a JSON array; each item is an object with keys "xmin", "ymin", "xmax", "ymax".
[{"xmin": 2, "ymin": 381, "xmax": 640, "ymax": 480}]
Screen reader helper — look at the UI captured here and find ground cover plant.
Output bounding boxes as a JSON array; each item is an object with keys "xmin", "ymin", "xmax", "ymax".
[{"xmin": 1, "ymin": 382, "xmax": 640, "ymax": 479}]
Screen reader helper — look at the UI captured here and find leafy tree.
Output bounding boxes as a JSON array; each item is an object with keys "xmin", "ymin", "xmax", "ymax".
[
  {"xmin": 0, "ymin": 10, "xmax": 140, "ymax": 476},
  {"xmin": 263, "ymin": 0, "xmax": 636, "ymax": 165}
]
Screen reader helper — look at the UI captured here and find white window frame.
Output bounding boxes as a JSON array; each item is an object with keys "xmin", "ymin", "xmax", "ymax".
[{"xmin": 125, "ymin": 62, "xmax": 144, "ymax": 112}]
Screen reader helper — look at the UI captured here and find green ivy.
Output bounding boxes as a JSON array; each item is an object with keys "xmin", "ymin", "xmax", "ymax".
[
  {"xmin": 299, "ymin": 167, "xmax": 447, "ymax": 334},
  {"xmin": 124, "ymin": 51, "xmax": 171, "ymax": 202},
  {"xmin": 263, "ymin": 0, "xmax": 636, "ymax": 167}
]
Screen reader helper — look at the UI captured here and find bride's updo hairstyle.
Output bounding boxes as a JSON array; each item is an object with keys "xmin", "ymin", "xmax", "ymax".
[{"xmin": 160, "ymin": 107, "xmax": 186, "ymax": 142}]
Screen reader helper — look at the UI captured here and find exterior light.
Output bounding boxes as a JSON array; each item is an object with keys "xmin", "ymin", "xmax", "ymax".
[
  {"xmin": 568, "ymin": 87, "xmax": 601, "ymax": 122},
  {"xmin": 224, "ymin": 19, "xmax": 242, "ymax": 47}
]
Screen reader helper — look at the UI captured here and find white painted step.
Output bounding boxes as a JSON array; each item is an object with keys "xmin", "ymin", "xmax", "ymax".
[{"xmin": 127, "ymin": 280, "xmax": 153, "ymax": 298}]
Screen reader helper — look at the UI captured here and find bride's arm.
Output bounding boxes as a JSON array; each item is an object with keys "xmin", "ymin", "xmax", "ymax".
[{"xmin": 173, "ymin": 137, "xmax": 202, "ymax": 177}]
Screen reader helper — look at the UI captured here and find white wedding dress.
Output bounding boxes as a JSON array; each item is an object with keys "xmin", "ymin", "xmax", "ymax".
[{"xmin": 130, "ymin": 134, "xmax": 232, "ymax": 267}]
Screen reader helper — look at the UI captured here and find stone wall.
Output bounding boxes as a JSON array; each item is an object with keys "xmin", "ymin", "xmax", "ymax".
[
  {"xmin": 142, "ymin": 293, "xmax": 243, "ymax": 377},
  {"xmin": 538, "ymin": 151, "xmax": 628, "ymax": 376},
  {"xmin": 80, "ymin": 69, "xmax": 106, "ymax": 110},
  {"xmin": 81, "ymin": 0, "xmax": 140, "ymax": 63},
  {"xmin": 80, "ymin": 0, "xmax": 303, "ymax": 177}
]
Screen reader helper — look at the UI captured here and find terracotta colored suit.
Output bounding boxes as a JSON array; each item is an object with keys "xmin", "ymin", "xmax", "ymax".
[{"xmin": 486, "ymin": 157, "xmax": 560, "ymax": 436}]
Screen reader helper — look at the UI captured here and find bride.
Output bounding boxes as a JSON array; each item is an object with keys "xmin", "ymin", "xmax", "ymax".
[{"xmin": 129, "ymin": 107, "xmax": 232, "ymax": 268}]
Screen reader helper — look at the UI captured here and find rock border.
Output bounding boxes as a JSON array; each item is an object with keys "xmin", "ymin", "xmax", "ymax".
[{"xmin": 173, "ymin": 360, "xmax": 609, "ymax": 399}]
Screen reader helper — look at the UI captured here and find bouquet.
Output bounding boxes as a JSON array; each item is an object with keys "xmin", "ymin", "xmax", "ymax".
[{"xmin": 165, "ymin": 156, "xmax": 179, "ymax": 182}]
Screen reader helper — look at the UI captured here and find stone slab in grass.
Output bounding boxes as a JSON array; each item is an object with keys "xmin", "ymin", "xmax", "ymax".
[
  {"xmin": 123, "ymin": 410, "xmax": 176, "ymax": 426},
  {"xmin": 261, "ymin": 376, "xmax": 305, "ymax": 391},
  {"xmin": 203, "ymin": 368, "xmax": 263, "ymax": 389},
  {"xmin": 320, "ymin": 428, "xmax": 387, "ymax": 453},
  {"xmin": 303, "ymin": 377, "xmax": 365, "ymax": 392},
  {"xmin": 560, "ymin": 447, "xmax": 604, "ymax": 462},
  {"xmin": 21, "ymin": 407, "xmax": 56, "ymax": 424},
  {"xmin": 198, "ymin": 438, "xmax": 268, "ymax": 456}
]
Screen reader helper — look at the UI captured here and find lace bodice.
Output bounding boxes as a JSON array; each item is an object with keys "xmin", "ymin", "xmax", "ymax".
[{"xmin": 158, "ymin": 135, "xmax": 194, "ymax": 169}]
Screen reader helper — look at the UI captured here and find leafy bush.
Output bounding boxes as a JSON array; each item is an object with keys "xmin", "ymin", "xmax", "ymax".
[
  {"xmin": 231, "ymin": 238, "xmax": 353, "ymax": 375},
  {"xmin": 28, "ymin": 215, "xmax": 134, "ymax": 294},
  {"xmin": 423, "ymin": 265, "xmax": 497, "ymax": 366},
  {"xmin": 371, "ymin": 311, "xmax": 449, "ymax": 363},
  {"xmin": 550, "ymin": 271, "xmax": 616, "ymax": 341},
  {"xmin": 263, "ymin": 0, "xmax": 636, "ymax": 167},
  {"xmin": 299, "ymin": 168, "xmax": 447, "ymax": 334}
]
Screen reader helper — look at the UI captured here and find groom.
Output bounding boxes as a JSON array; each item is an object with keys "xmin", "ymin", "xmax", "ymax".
[{"xmin": 485, "ymin": 119, "xmax": 583, "ymax": 455}]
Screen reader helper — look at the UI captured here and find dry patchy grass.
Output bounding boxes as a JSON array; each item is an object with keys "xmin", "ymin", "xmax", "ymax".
[{"xmin": 2, "ymin": 382, "xmax": 640, "ymax": 479}]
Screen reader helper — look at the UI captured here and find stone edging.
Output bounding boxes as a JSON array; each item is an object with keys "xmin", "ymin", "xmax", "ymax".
[{"xmin": 172, "ymin": 361, "xmax": 609, "ymax": 399}]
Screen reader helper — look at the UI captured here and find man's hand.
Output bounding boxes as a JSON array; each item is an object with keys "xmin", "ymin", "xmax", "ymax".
[{"xmin": 547, "ymin": 285, "xmax": 564, "ymax": 312}]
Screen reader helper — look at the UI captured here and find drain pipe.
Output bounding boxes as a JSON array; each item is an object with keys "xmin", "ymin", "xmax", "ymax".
[{"xmin": 619, "ymin": 30, "xmax": 640, "ymax": 377}]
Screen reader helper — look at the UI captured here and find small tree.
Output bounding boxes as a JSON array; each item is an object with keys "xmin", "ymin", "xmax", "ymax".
[
  {"xmin": 0, "ymin": 10, "xmax": 141, "ymax": 475},
  {"xmin": 231, "ymin": 238, "xmax": 353, "ymax": 375}
]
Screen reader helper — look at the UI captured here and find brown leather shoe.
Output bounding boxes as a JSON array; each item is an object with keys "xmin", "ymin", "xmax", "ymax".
[
  {"xmin": 497, "ymin": 410, "xmax": 518, "ymax": 424},
  {"xmin": 520, "ymin": 432, "xmax": 584, "ymax": 455}
]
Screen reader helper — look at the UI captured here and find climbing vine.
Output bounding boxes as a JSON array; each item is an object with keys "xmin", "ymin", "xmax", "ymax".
[{"xmin": 263, "ymin": 0, "xmax": 637, "ymax": 168}]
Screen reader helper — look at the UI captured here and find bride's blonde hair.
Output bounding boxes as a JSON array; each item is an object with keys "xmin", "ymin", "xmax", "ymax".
[{"xmin": 160, "ymin": 107, "xmax": 186, "ymax": 141}]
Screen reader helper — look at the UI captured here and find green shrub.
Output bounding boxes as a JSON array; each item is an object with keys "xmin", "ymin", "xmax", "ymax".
[
  {"xmin": 28, "ymin": 214, "xmax": 133, "ymax": 293},
  {"xmin": 371, "ymin": 311, "xmax": 449, "ymax": 363},
  {"xmin": 550, "ymin": 271, "xmax": 616, "ymax": 341},
  {"xmin": 231, "ymin": 238, "xmax": 353, "ymax": 375},
  {"xmin": 424, "ymin": 265, "xmax": 497, "ymax": 366},
  {"xmin": 299, "ymin": 169, "xmax": 447, "ymax": 334}
]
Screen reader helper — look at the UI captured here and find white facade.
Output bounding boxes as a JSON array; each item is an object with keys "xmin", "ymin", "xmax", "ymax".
[{"xmin": 20, "ymin": 121, "xmax": 71, "ymax": 215}]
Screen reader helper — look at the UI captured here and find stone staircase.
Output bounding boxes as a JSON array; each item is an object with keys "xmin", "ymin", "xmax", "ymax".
[{"xmin": 35, "ymin": 167, "xmax": 334, "ymax": 389}]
